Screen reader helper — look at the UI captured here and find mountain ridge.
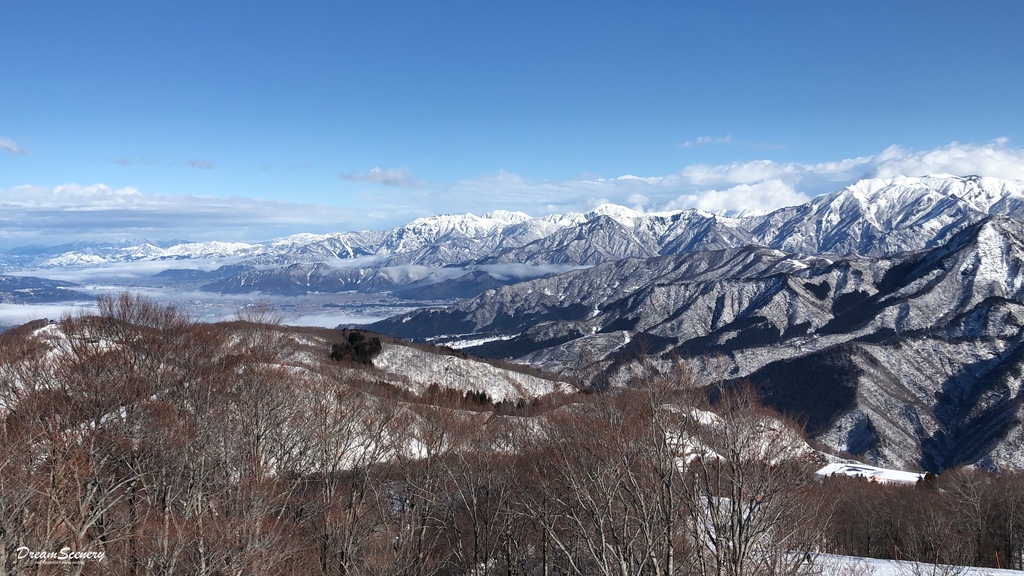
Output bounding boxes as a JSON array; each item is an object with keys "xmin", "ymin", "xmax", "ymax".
[
  {"xmin": 13, "ymin": 175, "xmax": 1021, "ymax": 273},
  {"xmin": 367, "ymin": 215, "xmax": 1024, "ymax": 472}
]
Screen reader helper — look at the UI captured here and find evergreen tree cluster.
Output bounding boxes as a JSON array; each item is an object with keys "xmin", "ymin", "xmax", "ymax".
[{"xmin": 329, "ymin": 330, "xmax": 383, "ymax": 364}]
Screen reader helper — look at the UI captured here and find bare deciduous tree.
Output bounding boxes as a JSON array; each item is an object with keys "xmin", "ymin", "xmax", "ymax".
[{"xmin": 677, "ymin": 387, "xmax": 830, "ymax": 576}]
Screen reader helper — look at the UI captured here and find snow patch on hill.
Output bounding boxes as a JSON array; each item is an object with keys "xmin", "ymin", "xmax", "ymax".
[{"xmin": 373, "ymin": 343, "xmax": 568, "ymax": 402}]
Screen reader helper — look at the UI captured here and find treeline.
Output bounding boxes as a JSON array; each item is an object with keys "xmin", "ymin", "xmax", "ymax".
[
  {"xmin": 0, "ymin": 294, "xmax": 1022, "ymax": 575},
  {"xmin": 823, "ymin": 469, "xmax": 1024, "ymax": 570}
]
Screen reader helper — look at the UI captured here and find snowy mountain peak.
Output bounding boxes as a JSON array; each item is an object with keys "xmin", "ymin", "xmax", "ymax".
[
  {"xmin": 584, "ymin": 203, "xmax": 643, "ymax": 224},
  {"xmin": 950, "ymin": 176, "xmax": 1024, "ymax": 213},
  {"xmin": 274, "ymin": 232, "xmax": 343, "ymax": 246},
  {"xmin": 795, "ymin": 175, "xmax": 1024, "ymax": 238},
  {"xmin": 38, "ymin": 240, "xmax": 264, "ymax": 266},
  {"xmin": 401, "ymin": 210, "xmax": 530, "ymax": 235},
  {"xmin": 17, "ymin": 174, "xmax": 1024, "ymax": 270},
  {"xmin": 481, "ymin": 209, "xmax": 533, "ymax": 223},
  {"xmin": 835, "ymin": 174, "xmax": 1024, "ymax": 213}
]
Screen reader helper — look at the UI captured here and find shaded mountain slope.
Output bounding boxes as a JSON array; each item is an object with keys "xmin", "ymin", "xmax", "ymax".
[{"xmin": 371, "ymin": 217, "xmax": 1024, "ymax": 471}]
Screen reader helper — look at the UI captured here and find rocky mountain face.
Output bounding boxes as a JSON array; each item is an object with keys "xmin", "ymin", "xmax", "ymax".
[{"xmin": 369, "ymin": 216, "xmax": 1024, "ymax": 472}]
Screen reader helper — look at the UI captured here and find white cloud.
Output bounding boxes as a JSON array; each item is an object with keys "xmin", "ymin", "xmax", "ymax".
[
  {"xmin": 474, "ymin": 263, "xmax": 588, "ymax": 280},
  {"xmin": 626, "ymin": 193, "xmax": 650, "ymax": 211},
  {"xmin": 666, "ymin": 180, "xmax": 809, "ymax": 216},
  {"xmin": 0, "ymin": 183, "xmax": 387, "ymax": 248},
  {"xmin": 2, "ymin": 183, "xmax": 144, "ymax": 210},
  {"xmin": 340, "ymin": 167, "xmax": 420, "ymax": 187},
  {"xmin": 680, "ymin": 135, "xmax": 732, "ymax": 148},
  {"xmin": 285, "ymin": 312, "xmax": 387, "ymax": 327},
  {"xmin": 423, "ymin": 139, "xmax": 1024, "ymax": 218},
  {"xmin": 676, "ymin": 139, "xmax": 1024, "ymax": 194},
  {"xmin": 1, "ymin": 137, "xmax": 25, "ymax": 155},
  {"xmin": 3, "ymin": 139, "xmax": 1021, "ymax": 249},
  {"xmin": 0, "ymin": 303, "xmax": 97, "ymax": 327},
  {"xmin": 870, "ymin": 141, "xmax": 1024, "ymax": 181}
]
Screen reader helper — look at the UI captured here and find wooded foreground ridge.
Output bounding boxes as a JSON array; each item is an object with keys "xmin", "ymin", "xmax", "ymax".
[{"xmin": 1, "ymin": 294, "xmax": 1023, "ymax": 575}]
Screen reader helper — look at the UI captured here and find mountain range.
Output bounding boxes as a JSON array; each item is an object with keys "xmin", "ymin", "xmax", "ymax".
[
  {"xmin": 369, "ymin": 215, "xmax": 1024, "ymax": 471},
  {"xmin": 6, "ymin": 174, "xmax": 1024, "ymax": 472},
  {"xmin": 362, "ymin": 174, "xmax": 1024, "ymax": 472},
  {"xmin": 8, "ymin": 175, "xmax": 1024, "ymax": 299}
]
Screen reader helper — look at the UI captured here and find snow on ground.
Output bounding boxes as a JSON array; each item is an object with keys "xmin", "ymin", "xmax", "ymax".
[
  {"xmin": 283, "ymin": 311, "xmax": 386, "ymax": 328},
  {"xmin": 812, "ymin": 553, "xmax": 1020, "ymax": 575},
  {"xmin": 814, "ymin": 462, "xmax": 924, "ymax": 486},
  {"xmin": 374, "ymin": 343, "xmax": 568, "ymax": 402},
  {"xmin": 444, "ymin": 334, "xmax": 517, "ymax": 349}
]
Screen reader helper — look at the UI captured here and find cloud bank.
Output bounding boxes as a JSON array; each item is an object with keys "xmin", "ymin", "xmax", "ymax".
[
  {"xmin": 3, "ymin": 140, "xmax": 1022, "ymax": 248},
  {"xmin": 0, "ymin": 184, "xmax": 381, "ymax": 248},
  {"xmin": 432, "ymin": 139, "xmax": 1024, "ymax": 218}
]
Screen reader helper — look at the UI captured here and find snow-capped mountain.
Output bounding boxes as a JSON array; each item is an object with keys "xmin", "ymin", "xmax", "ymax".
[
  {"xmin": 369, "ymin": 216, "xmax": 1024, "ymax": 472},
  {"xmin": 16, "ymin": 174, "xmax": 1024, "ymax": 280},
  {"xmin": 7, "ymin": 174, "xmax": 1024, "ymax": 472},
  {"xmin": 213, "ymin": 175, "xmax": 1024, "ymax": 297},
  {"xmin": 480, "ymin": 175, "xmax": 1024, "ymax": 266},
  {"xmin": 0, "ymin": 173, "xmax": 1018, "ymax": 314},
  {"xmin": 29, "ymin": 209, "xmax": 559, "ymax": 268},
  {"xmin": 39, "ymin": 240, "xmax": 270, "ymax": 267},
  {"xmin": 746, "ymin": 175, "xmax": 1021, "ymax": 256}
]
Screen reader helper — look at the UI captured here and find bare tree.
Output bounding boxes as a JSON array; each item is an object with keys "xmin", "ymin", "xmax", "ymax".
[
  {"xmin": 0, "ymin": 334, "xmax": 51, "ymax": 576},
  {"xmin": 375, "ymin": 405, "xmax": 459, "ymax": 576},
  {"xmin": 676, "ymin": 387, "xmax": 830, "ymax": 576},
  {"xmin": 520, "ymin": 389, "xmax": 691, "ymax": 576},
  {"xmin": 433, "ymin": 413, "xmax": 523, "ymax": 576},
  {"xmin": 292, "ymin": 372, "xmax": 406, "ymax": 575}
]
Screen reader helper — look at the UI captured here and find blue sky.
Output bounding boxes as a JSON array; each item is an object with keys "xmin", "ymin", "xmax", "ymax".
[{"xmin": 2, "ymin": 1, "xmax": 1024, "ymax": 247}]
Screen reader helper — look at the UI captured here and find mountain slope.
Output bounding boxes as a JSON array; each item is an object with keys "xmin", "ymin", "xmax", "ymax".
[
  {"xmin": 0, "ymin": 275, "xmax": 91, "ymax": 304},
  {"xmin": 369, "ymin": 217, "xmax": 1024, "ymax": 471},
  {"xmin": 748, "ymin": 175, "xmax": 1001, "ymax": 256}
]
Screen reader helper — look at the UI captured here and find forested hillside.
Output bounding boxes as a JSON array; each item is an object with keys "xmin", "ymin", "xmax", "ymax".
[{"xmin": 2, "ymin": 294, "xmax": 1023, "ymax": 575}]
